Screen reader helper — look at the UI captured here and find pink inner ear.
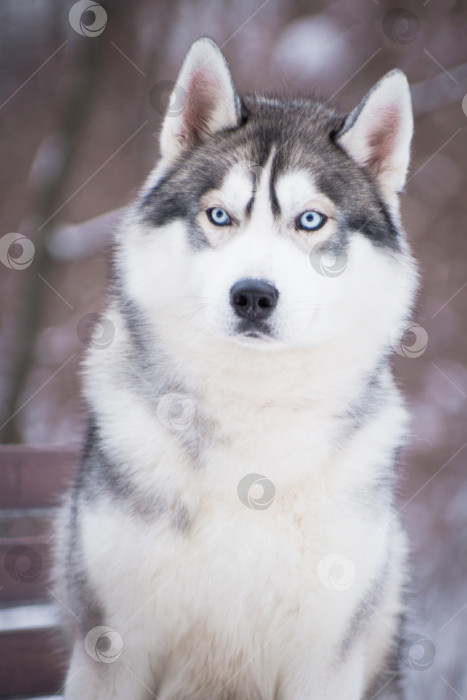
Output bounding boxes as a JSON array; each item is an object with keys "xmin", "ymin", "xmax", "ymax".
[
  {"xmin": 178, "ymin": 69, "xmax": 222, "ymax": 145},
  {"xmin": 365, "ymin": 105, "xmax": 401, "ymax": 175}
]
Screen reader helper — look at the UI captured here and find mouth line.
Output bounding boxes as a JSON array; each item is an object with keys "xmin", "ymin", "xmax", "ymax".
[
  {"xmin": 233, "ymin": 330, "xmax": 276, "ymax": 345},
  {"xmin": 243, "ymin": 331, "xmax": 264, "ymax": 339},
  {"xmin": 236, "ymin": 319, "xmax": 273, "ymax": 337}
]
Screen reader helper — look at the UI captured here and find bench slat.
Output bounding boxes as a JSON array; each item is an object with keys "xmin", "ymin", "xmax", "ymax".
[
  {"xmin": 0, "ymin": 627, "xmax": 67, "ymax": 697},
  {"xmin": 0, "ymin": 446, "xmax": 78, "ymax": 508},
  {"xmin": 0, "ymin": 448, "xmax": 74, "ymax": 695}
]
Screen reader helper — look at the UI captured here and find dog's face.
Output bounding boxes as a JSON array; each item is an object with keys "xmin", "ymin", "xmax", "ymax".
[
  {"xmin": 190, "ymin": 158, "xmax": 348, "ymax": 347},
  {"xmin": 121, "ymin": 39, "xmax": 415, "ymax": 352}
]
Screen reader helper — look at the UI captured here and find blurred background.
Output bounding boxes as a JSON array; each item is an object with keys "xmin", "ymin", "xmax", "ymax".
[{"xmin": 0, "ymin": 0, "xmax": 466, "ymax": 697}]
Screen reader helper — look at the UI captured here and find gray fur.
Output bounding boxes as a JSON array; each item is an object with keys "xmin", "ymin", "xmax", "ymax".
[
  {"xmin": 53, "ymin": 39, "xmax": 416, "ymax": 700},
  {"xmin": 364, "ymin": 612, "xmax": 408, "ymax": 700},
  {"xmin": 79, "ymin": 426, "xmax": 169, "ymax": 520},
  {"xmin": 339, "ymin": 563, "xmax": 388, "ymax": 662},
  {"xmin": 171, "ymin": 502, "xmax": 192, "ymax": 533},
  {"xmin": 62, "ymin": 491, "xmax": 105, "ymax": 636},
  {"xmin": 140, "ymin": 94, "xmax": 401, "ymax": 252},
  {"xmin": 111, "ymin": 293, "xmax": 218, "ymax": 466},
  {"xmin": 337, "ymin": 367, "xmax": 387, "ymax": 442}
]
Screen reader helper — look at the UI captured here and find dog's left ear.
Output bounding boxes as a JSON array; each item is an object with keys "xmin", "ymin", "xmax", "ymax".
[
  {"xmin": 160, "ymin": 38, "xmax": 241, "ymax": 163},
  {"xmin": 336, "ymin": 70, "xmax": 413, "ymax": 199}
]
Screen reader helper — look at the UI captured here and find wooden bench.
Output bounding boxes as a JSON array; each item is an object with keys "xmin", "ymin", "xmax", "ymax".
[{"xmin": 0, "ymin": 446, "xmax": 78, "ymax": 698}]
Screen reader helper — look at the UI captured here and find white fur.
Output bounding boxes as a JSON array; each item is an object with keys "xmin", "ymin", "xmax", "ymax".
[
  {"xmin": 337, "ymin": 70, "xmax": 413, "ymax": 205},
  {"xmin": 160, "ymin": 38, "xmax": 240, "ymax": 163},
  {"xmin": 57, "ymin": 43, "xmax": 417, "ymax": 700},
  {"xmin": 120, "ymin": 162, "xmax": 415, "ymax": 353},
  {"xmin": 65, "ymin": 181, "xmax": 415, "ymax": 697}
]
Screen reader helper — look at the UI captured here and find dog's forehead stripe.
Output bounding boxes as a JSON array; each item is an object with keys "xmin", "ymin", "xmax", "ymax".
[
  {"xmin": 209, "ymin": 153, "xmax": 277, "ymax": 220},
  {"xmin": 245, "ymin": 148, "xmax": 278, "ymax": 223}
]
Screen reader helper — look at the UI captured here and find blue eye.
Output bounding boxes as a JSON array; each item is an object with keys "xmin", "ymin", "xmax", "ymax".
[
  {"xmin": 297, "ymin": 210, "xmax": 327, "ymax": 231},
  {"xmin": 207, "ymin": 207, "xmax": 232, "ymax": 226}
]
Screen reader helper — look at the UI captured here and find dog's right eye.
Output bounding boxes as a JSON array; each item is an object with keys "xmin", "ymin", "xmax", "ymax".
[
  {"xmin": 207, "ymin": 207, "xmax": 232, "ymax": 226},
  {"xmin": 296, "ymin": 210, "xmax": 327, "ymax": 231}
]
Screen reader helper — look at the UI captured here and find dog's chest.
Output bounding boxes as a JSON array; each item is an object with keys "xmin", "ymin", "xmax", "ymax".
[{"xmin": 85, "ymin": 462, "xmax": 387, "ymax": 667}]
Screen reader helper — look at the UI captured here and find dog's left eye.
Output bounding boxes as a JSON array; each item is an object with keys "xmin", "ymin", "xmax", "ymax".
[
  {"xmin": 297, "ymin": 210, "xmax": 327, "ymax": 231},
  {"xmin": 207, "ymin": 207, "xmax": 232, "ymax": 226}
]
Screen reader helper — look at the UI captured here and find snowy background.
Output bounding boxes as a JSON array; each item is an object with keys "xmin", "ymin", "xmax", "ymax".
[{"xmin": 0, "ymin": 0, "xmax": 466, "ymax": 698}]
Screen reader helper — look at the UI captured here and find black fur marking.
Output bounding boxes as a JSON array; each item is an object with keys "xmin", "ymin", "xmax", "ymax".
[
  {"xmin": 140, "ymin": 158, "xmax": 226, "ymax": 249},
  {"xmin": 111, "ymin": 288, "xmax": 219, "ymax": 468},
  {"xmin": 66, "ymin": 509, "xmax": 105, "ymax": 635},
  {"xmin": 171, "ymin": 503, "xmax": 192, "ymax": 533},
  {"xmin": 364, "ymin": 609, "xmax": 408, "ymax": 700},
  {"xmin": 78, "ymin": 415, "xmax": 169, "ymax": 520},
  {"xmin": 317, "ymin": 171, "xmax": 401, "ymax": 252},
  {"xmin": 338, "ymin": 364, "xmax": 387, "ymax": 443},
  {"xmin": 269, "ymin": 153, "xmax": 281, "ymax": 217},
  {"xmin": 336, "ymin": 362, "xmax": 400, "ymax": 512},
  {"xmin": 339, "ymin": 565, "xmax": 388, "ymax": 662},
  {"xmin": 64, "ymin": 422, "xmax": 105, "ymax": 634},
  {"xmin": 139, "ymin": 93, "xmax": 403, "ymax": 253}
]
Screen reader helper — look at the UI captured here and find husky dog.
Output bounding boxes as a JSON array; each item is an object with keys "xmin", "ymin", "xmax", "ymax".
[{"xmin": 54, "ymin": 38, "xmax": 418, "ymax": 699}]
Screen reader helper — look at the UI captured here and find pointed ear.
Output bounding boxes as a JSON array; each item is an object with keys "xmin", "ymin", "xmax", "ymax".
[
  {"xmin": 335, "ymin": 70, "xmax": 413, "ymax": 199},
  {"xmin": 160, "ymin": 38, "xmax": 241, "ymax": 162}
]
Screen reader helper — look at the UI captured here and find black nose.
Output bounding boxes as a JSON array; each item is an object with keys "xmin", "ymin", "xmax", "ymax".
[{"xmin": 229, "ymin": 279, "xmax": 279, "ymax": 321}]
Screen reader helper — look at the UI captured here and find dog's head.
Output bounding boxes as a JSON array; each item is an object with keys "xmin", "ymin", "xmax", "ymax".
[{"xmin": 119, "ymin": 38, "xmax": 416, "ymax": 353}]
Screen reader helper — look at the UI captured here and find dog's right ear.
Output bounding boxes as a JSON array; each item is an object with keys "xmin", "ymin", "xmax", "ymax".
[
  {"xmin": 335, "ymin": 70, "xmax": 413, "ymax": 202},
  {"xmin": 160, "ymin": 38, "xmax": 241, "ymax": 163}
]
